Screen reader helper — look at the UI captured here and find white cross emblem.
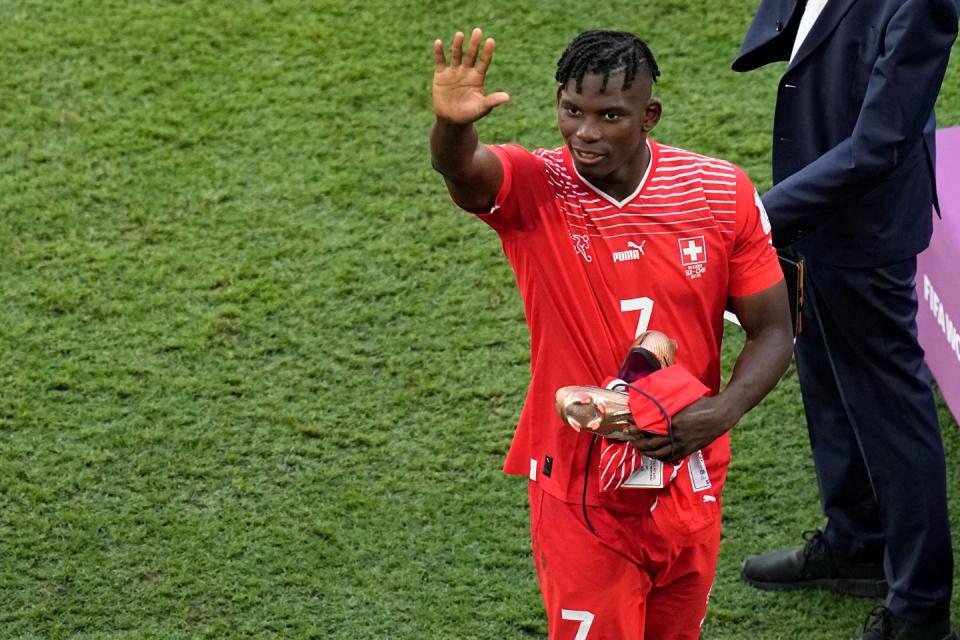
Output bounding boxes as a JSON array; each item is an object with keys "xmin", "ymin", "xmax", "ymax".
[
  {"xmin": 682, "ymin": 241, "xmax": 703, "ymax": 262},
  {"xmin": 678, "ymin": 236, "xmax": 707, "ymax": 265}
]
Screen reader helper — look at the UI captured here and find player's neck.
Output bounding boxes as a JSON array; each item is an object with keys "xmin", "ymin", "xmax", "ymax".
[{"xmin": 576, "ymin": 142, "xmax": 651, "ymax": 205}]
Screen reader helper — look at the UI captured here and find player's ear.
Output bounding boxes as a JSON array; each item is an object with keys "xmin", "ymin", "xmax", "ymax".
[
  {"xmin": 643, "ymin": 97, "xmax": 662, "ymax": 132},
  {"xmin": 556, "ymin": 85, "xmax": 563, "ymax": 104}
]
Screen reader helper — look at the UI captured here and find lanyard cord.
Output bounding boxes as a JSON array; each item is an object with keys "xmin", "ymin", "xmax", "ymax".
[
  {"xmin": 624, "ymin": 383, "xmax": 675, "ymax": 461},
  {"xmin": 578, "ymin": 386, "xmax": 674, "ymax": 535},
  {"xmin": 581, "ymin": 434, "xmax": 599, "ymax": 535}
]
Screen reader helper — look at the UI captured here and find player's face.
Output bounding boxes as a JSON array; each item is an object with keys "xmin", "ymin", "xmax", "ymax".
[{"xmin": 557, "ymin": 71, "xmax": 661, "ymax": 199}]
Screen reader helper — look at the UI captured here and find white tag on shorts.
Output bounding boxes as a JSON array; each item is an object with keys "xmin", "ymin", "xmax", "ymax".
[
  {"xmin": 622, "ymin": 456, "xmax": 664, "ymax": 488},
  {"xmin": 688, "ymin": 450, "xmax": 712, "ymax": 492}
]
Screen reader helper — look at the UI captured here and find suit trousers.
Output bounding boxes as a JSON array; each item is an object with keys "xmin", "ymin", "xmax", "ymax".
[{"xmin": 795, "ymin": 256, "xmax": 953, "ymax": 621}]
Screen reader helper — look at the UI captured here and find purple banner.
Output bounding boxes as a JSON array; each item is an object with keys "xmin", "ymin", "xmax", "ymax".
[{"xmin": 917, "ymin": 126, "xmax": 960, "ymax": 423}]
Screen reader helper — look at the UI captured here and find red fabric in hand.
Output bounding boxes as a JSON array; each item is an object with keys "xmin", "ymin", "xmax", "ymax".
[
  {"xmin": 600, "ymin": 366, "xmax": 710, "ymax": 492},
  {"xmin": 626, "ymin": 365, "xmax": 710, "ymax": 435}
]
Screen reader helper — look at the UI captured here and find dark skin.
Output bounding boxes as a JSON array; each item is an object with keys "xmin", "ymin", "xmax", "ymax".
[
  {"xmin": 556, "ymin": 73, "xmax": 661, "ymax": 201},
  {"xmin": 623, "ymin": 286, "xmax": 793, "ymax": 461},
  {"xmin": 431, "ymin": 28, "xmax": 663, "ymax": 207},
  {"xmin": 430, "ymin": 28, "xmax": 508, "ymax": 212},
  {"xmin": 431, "ymin": 28, "xmax": 794, "ymax": 462}
]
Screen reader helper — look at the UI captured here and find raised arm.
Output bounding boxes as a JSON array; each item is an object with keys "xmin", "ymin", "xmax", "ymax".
[{"xmin": 431, "ymin": 28, "xmax": 511, "ymax": 211}]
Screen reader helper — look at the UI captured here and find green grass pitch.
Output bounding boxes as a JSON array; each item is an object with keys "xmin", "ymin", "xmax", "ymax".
[{"xmin": 1, "ymin": 1, "xmax": 959, "ymax": 638}]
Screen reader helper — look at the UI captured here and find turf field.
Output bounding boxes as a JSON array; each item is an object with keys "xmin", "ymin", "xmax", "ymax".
[{"xmin": 1, "ymin": 1, "xmax": 959, "ymax": 638}]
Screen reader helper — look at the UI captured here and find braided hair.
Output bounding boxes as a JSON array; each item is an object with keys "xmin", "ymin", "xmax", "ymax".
[{"xmin": 556, "ymin": 30, "xmax": 660, "ymax": 93}]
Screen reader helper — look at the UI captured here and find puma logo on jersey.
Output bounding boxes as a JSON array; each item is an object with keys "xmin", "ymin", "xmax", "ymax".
[{"xmin": 613, "ymin": 240, "xmax": 646, "ymax": 263}]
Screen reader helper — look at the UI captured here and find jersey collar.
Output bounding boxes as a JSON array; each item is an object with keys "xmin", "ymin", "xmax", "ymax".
[{"xmin": 566, "ymin": 138, "xmax": 657, "ymax": 209}]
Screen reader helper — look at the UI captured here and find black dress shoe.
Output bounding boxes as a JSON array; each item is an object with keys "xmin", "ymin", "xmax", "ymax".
[
  {"xmin": 740, "ymin": 529, "xmax": 888, "ymax": 598},
  {"xmin": 860, "ymin": 606, "xmax": 958, "ymax": 640}
]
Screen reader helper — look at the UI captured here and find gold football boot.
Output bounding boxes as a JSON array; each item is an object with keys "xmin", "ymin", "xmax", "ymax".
[{"xmin": 554, "ymin": 330, "xmax": 677, "ymax": 437}]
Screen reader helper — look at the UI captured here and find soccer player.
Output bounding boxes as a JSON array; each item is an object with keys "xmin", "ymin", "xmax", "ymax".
[{"xmin": 430, "ymin": 29, "xmax": 794, "ymax": 639}]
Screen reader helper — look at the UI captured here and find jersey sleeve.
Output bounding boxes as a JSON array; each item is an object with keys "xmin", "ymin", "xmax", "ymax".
[
  {"xmin": 459, "ymin": 143, "xmax": 545, "ymax": 236},
  {"xmin": 728, "ymin": 167, "xmax": 784, "ymax": 298}
]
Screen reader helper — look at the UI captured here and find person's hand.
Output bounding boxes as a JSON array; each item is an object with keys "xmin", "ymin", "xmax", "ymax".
[
  {"xmin": 627, "ymin": 396, "xmax": 737, "ymax": 462},
  {"xmin": 433, "ymin": 28, "xmax": 510, "ymax": 125}
]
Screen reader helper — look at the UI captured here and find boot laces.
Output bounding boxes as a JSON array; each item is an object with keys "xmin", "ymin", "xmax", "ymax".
[
  {"xmin": 800, "ymin": 529, "xmax": 833, "ymax": 577},
  {"xmin": 863, "ymin": 606, "xmax": 905, "ymax": 638}
]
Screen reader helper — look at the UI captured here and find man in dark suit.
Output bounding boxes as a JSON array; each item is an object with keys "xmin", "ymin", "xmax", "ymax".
[{"xmin": 732, "ymin": 1, "xmax": 960, "ymax": 638}]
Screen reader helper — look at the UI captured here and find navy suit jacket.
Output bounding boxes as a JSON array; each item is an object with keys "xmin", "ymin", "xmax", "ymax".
[{"xmin": 733, "ymin": 0, "xmax": 959, "ymax": 267}]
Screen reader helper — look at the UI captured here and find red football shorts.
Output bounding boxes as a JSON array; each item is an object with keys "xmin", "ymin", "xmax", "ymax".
[{"xmin": 528, "ymin": 481, "xmax": 721, "ymax": 640}]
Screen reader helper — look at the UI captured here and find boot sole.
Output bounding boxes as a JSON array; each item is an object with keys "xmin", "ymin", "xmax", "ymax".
[{"xmin": 741, "ymin": 572, "xmax": 888, "ymax": 599}]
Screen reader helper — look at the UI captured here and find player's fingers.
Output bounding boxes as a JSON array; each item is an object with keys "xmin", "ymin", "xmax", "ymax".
[
  {"xmin": 464, "ymin": 28, "xmax": 482, "ymax": 67},
  {"xmin": 483, "ymin": 91, "xmax": 510, "ymax": 111},
  {"xmin": 644, "ymin": 445, "xmax": 676, "ymax": 461},
  {"xmin": 451, "ymin": 31, "xmax": 464, "ymax": 66},
  {"xmin": 663, "ymin": 447, "xmax": 690, "ymax": 464},
  {"xmin": 475, "ymin": 37, "xmax": 496, "ymax": 75},
  {"xmin": 433, "ymin": 39, "xmax": 447, "ymax": 70},
  {"xmin": 630, "ymin": 434, "xmax": 670, "ymax": 452}
]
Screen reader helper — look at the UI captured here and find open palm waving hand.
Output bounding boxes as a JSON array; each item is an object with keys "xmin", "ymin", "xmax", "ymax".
[{"xmin": 433, "ymin": 28, "xmax": 510, "ymax": 125}]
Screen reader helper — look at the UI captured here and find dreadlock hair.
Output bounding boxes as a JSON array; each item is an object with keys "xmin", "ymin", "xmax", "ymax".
[{"xmin": 555, "ymin": 30, "xmax": 661, "ymax": 93}]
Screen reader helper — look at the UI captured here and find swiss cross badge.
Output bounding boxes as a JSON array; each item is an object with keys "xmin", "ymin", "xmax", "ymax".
[{"xmin": 678, "ymin": 236, "xmax": 707, "ymax": 279}]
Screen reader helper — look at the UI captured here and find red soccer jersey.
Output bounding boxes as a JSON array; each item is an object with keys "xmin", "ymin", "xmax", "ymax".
[{"xmin": 468, "ymin": 139, "xmax": 782, "ymax": 514}]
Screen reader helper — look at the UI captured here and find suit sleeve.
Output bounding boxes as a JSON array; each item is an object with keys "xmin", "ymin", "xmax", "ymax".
[{"xmin": 763, "ymin": 0, "xmax": 959, "ymax": 245}]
